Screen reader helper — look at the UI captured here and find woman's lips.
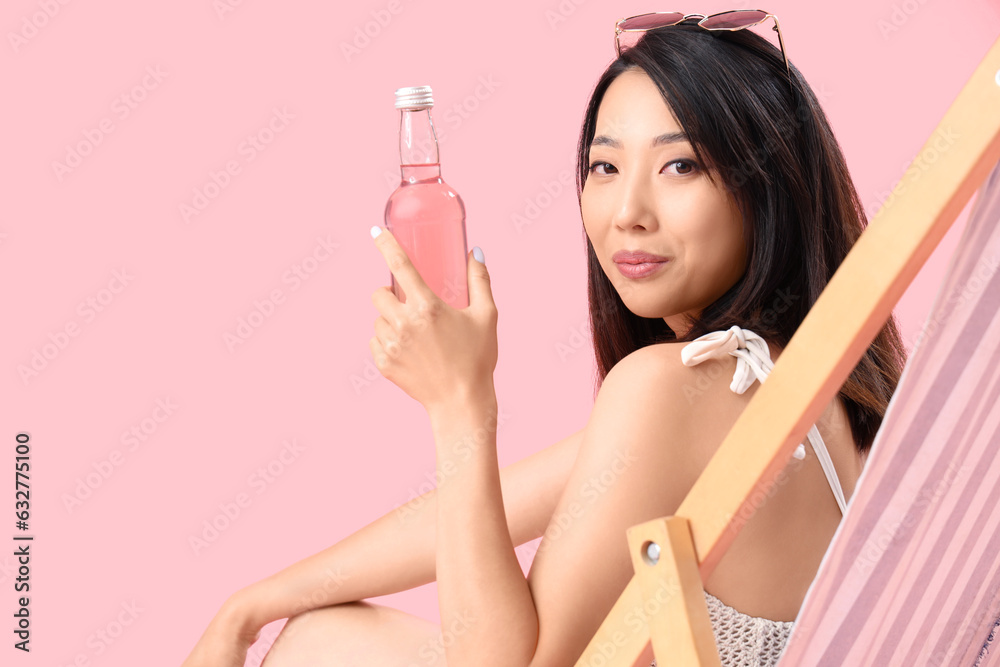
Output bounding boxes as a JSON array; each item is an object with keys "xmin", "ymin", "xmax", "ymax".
[
  {"xmin": 612, "ymin": 250, "xmax": 669, "ymax": 263},
  {"xmin": 615, "ymin": 260, "xmax": 668, "ymax": 279},
  {"xmin": 612, "ymin": 250, "xmax": 670, "ymax": 279}
]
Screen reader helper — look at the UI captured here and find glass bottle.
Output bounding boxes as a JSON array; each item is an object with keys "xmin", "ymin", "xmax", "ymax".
[{"xmin": 384, "ymin": 85, "xmax": 469, "ymax": 308}]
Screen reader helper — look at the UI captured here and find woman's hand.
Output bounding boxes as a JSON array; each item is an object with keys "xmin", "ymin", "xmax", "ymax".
[
  {"xmin": 180, "ymin": 601, "xmax": 261, "ymax": 667},
  {"xmin": 369, "ymin": 227, "xmax": 498, "ymax": 414}
]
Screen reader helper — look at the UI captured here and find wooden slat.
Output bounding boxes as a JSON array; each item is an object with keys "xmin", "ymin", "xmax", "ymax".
[
  {"xmin": 627, "ymin": 516, "xmax": 721, "ymax": 667},
  {"xmin": 574, "ymin": 516, "xmax": 722, "ymax": 667}
]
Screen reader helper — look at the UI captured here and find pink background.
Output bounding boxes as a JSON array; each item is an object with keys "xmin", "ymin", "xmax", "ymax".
[{"xmin": 2, "ymin": 0, "xmax": 998, "ymax": 664}]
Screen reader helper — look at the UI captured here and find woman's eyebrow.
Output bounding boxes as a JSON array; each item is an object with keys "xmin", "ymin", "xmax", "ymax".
[{"xmin": 590, "ymin": 131, "xmax": 689, "ymax": 150}]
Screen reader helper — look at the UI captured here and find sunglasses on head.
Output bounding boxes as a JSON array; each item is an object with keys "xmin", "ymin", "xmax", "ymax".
[{"xmin": 614, "ymin": 10, "xmax": 792, "ymax": 88}]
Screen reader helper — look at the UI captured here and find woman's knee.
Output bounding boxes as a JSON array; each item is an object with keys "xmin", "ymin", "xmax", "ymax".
[
  {"xmin": 260, "ymin": 601, "xmax": 444, "ymax": 666},
  {"xmin": 260, "ymin": 601, "xmax": 378, "ymax": 665}
]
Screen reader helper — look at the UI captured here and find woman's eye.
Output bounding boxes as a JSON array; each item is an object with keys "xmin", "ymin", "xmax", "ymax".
[
  {"xmin": 587, "ymin": 160, "xmax": 699, "ymax": 176},
  {"xmin": 588, "ymin": 161, "xmax": 616, "ymax": 175},
  {"xmin": 666, "ymin": 160, "xmax": 698, "ymax": 175}
]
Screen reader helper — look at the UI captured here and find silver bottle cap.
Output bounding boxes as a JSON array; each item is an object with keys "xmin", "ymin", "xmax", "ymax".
[{"xmin": 394, "ymin": 85, "xmax": 434, "ymax": 110}]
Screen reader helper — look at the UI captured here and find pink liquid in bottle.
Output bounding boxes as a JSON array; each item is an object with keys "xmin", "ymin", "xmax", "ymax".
[{"xmin": 385, "ymin": 86, "xmax": 469, "ymax": 309}]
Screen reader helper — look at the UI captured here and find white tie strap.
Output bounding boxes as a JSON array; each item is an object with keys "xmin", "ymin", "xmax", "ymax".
[{"xmin": 680, "ymin": 325, "xmax": 849, "ymax": 515}]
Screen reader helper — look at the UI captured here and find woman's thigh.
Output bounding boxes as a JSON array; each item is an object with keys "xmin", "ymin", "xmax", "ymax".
[{"xmin": 260, "ymin": 600, "xmax": 448, "ymax": 667}]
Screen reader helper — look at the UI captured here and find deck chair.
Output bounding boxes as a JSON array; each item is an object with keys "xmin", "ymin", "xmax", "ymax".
[{"xmin": 575, "ymin": 35, "xmax": 1000, "ymax": 667}]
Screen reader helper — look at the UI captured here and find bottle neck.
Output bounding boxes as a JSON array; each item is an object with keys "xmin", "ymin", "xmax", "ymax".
[{"xmin": 399, "ymin": 107, "xmax": 441, "ymax": 182}]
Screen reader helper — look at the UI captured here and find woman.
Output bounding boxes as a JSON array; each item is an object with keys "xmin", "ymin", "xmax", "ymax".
[{"xmin": 181, "ymin": 12, "xmax": 906, "ymax": 666}]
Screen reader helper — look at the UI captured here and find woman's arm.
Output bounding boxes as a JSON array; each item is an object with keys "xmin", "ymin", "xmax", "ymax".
[
  {"xmin": 217, "ymin": 424, "xmax": 585, "ymax": 635},
  {"xmin": 526, "ymin": 344, "xmax": 704, "ymax": 665},
  {"xmin": 431, "ymin": 384, "xmax": 538, "ymax": 666},
  {"xmin": 425, "ymin": 343, "xmax": 705, "ymax": 667}
]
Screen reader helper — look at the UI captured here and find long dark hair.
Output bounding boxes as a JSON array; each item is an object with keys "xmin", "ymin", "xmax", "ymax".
[{"xmin": 575, "ymin": 21, "xmax": 907, "ymax": 455}]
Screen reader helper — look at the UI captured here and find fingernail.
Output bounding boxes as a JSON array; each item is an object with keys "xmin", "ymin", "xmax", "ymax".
[
  {"xmin": 472, "ymin": 246, "xmax": 485, "ymax": 264},
  {"xmin": 370, "ymin": 225, "xmax": 383, "ymax": 239}
]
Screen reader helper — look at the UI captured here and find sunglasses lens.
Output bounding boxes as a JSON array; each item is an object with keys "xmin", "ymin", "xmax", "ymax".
[
  {"xmin": 700, "ymin": 10, "xmax": 768, "ymax": 29},
  {"xmin": 619, "ymin": 12, "xmax": 685, "ymax": 31},
  {"xmin": 618, "ymin": 12, "xmax": 685, "ymax": 53}
]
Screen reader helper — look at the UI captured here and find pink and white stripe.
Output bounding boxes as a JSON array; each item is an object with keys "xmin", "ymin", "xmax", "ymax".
[{"xmin": 776, "ymin": 158, "xmax": 1000, "ymax": 667}]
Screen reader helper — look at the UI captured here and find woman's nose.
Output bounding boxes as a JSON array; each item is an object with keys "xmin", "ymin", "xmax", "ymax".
[{"xmin": 611, "ymin": 179, "xmax": 659, "ymax": 232}]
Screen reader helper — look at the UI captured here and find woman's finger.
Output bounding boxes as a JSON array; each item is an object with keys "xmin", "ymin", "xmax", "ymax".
[
  {"xmin": 368, "ymin": 335, "xmax": 388, "ymax": 370},
  {"xmin": 370, "ymin": 226, "xmax": 431, "ymax": 304},
  {"xmin": 373, "ymin": 316, "xmax": 402, "ymax": 361},
  {"xmin": 371, "ymin": 284, "xmax": 404, "ymax": 328}
]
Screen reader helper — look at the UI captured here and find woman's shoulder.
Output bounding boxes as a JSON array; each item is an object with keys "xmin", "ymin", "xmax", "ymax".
[
  {"xmin": 606, "ymin": 336, "xmax": 776, "ymax": 448},
  {"xmin": 612, "ymin": 339, "xmax": 718, "ymax": 372},
  {"xmin": 604, "ymin": 342, "xmax": 699, "ymax": 396},
  {"xmin": 597, "ymin": 341, "xmax": 717, "ymax": 418},
  {"xmin": 609, "ymin": 340, "xmax": 746, "ymax": 394},
  {"xmin": 600, "ymin": 340, "xmax": 748, "ymax": 435},
  {"xmin": 584, "ymin": 339, "xmax": 763, "ymax": 516}
]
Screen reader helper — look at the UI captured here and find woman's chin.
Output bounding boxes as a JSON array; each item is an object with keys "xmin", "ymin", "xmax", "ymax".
[{"xmin": 619, "ymin": 299, "xmax": 671, "ymax": 320}]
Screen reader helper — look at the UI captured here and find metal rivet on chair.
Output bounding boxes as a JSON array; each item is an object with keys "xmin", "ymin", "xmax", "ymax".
[{"xmin": 645, "ymin": 541, "xmax": 660, "ymax": 565}]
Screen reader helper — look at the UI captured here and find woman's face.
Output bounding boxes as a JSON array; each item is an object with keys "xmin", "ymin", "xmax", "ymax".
[{"xmin": 581, "ymin": 68, "xmax": 747, "ymax": 337}]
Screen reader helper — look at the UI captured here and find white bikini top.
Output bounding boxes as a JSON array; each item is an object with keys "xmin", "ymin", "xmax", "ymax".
[{"xmin": 679, "ymin": 325, "xmax": 849, "ymax": 515}]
